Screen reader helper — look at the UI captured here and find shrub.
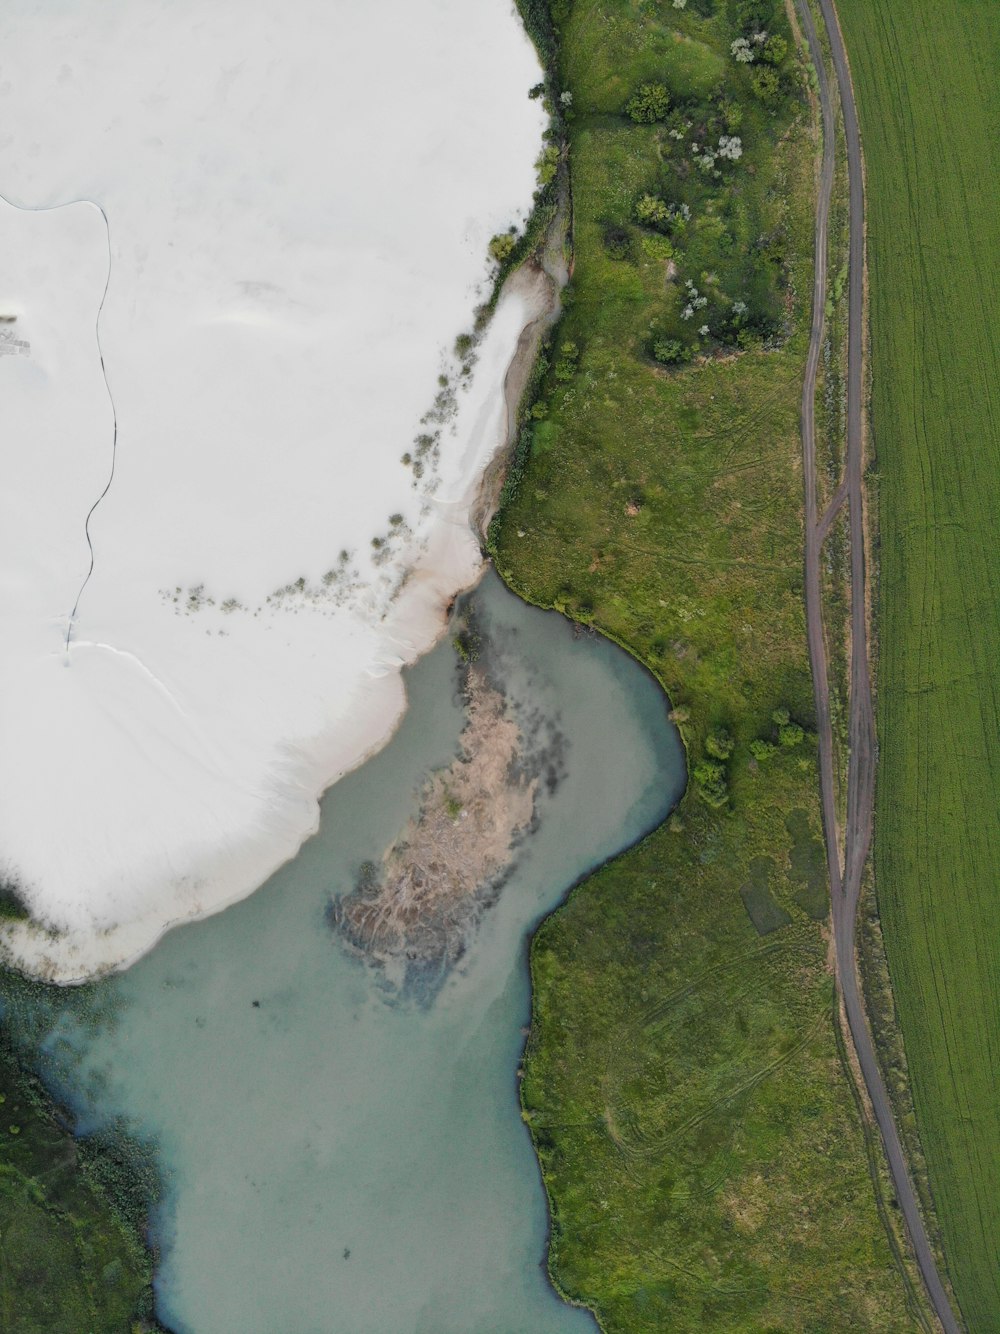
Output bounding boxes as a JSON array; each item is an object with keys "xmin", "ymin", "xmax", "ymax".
[
  {"xmin": 489, "ymin": 232, "xmax": 517, "ymax": 264},
  {"xmin": 636, "ymin": 193, "xmax": 672, "ymax": 227},
  {"xmin": 0, "ymin": 881, "xmax": 29, "ymax": 922},
  {"xmin": 603, "ymin": 224, "xmax": 633, "ymax": 260},
  {"xmin": 625, "ymin": 83, "xmax": 671, "ymax": 123},
  {"xmin": 772, "ymin": 706, "xmax": 790, "ymax": 725},
  {"xmin": 706, "ymin": 726, "xmax": 735, "ymax": 760},
  {"xmin": 717, "ymin": 134, "xmax": 743, "ymax": 160},
  {"xmin": 750, "ymin": 66, "xmax": 782, "ymax": 105},
  {"xmin": 720, "ymin": 99, "xmax": 743, "ymax": 131},
  {"xmin": 731, "ymin": 37, "xmax": 755, "ymax": 63},
  {"xmin": 553, "ymin": 341, "xmax": 580, "ymax": 380},
  {"xmin": 694, "ymin": 758, "xmax": 729, "ymax": 807},
  {"xmin": 750, "ymin": 738, "xmax": 777, "ymax": 761},
  {"xmin": 536, "ymin": 144, "xmax": 560, "ymax": 186},
  {"xmin": 779, "ymin": 721, "xmax": 804, "ymax": 748},
  {"xmin": 763, "ymin": 33, "xmax": 788, "ymax": 64},
  {"xmin": 735, "ymin": 0, "xmax": 774, "ymax": 28},
  {"xmin": 653, "ymin": 338, "xmax": 686, "ymax": 365},
  {"xmin": 637, "ymin": 195, "xmax": 690, "ymax": 237}
]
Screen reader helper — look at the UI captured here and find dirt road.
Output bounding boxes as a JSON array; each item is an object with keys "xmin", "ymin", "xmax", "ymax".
[{"xmin": 794, "ymin": 1, "xmax": 961, "ymax": 1328}]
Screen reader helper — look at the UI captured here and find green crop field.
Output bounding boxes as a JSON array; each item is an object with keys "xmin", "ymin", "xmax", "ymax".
[
  {"xmin": 492, "ymin": 0, "xmax": 930, "ymax": 1328},
  {"xmin": 835, "ymin": 2, "xmax": 1000, "ymax": 1328}
]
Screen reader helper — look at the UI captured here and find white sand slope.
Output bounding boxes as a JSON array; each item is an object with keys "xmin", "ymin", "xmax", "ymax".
[{"xmin": 0, "ymin": 0, "xmax": 546, "ymax": 980}]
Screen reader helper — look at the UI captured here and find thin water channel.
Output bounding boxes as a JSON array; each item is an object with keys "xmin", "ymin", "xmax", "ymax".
[{"xmin": 6, "ymin": 570, "xmax": 685, "ymax": 1332}]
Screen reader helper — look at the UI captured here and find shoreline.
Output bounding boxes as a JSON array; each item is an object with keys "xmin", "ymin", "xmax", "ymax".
[{"xmin": 0, "ymin": 265, "xmax": 558, "ymax": 987}]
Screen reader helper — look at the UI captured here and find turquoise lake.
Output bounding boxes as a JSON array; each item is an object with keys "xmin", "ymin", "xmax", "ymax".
[{"xmin": 11, "ymin": 570, "xmax": 685, "ymax": 1332}]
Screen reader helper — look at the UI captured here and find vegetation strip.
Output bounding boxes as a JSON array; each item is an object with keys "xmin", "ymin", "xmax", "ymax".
[
  {"xmin": 0, "ymin": 1034, "xmax": 162, "ymax": 1332},
  {"xmin": 834, "ymin": 0, "xmax": 1000, "ymax": 1326},
  {"xmin": 493, "ymin": 0, "xmax": 931, "ymax": 1326}
]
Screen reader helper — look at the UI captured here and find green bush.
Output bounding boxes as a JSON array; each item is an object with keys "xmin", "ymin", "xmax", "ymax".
[
  {"xmin": 705, "ymin": 726, "xmax": 735, "ymax": 759},
  {"xmin": 652, "ymin": 338, "xmax": 686, "ymax": 365},
  {"xmin": 735, "ymin": 0, "xmax": 774, "ymax": 30},
  {"xmin": 536, "ymin": 144, "xmax": 560, "ymax": 185},
  {"xmin": 625, "ymin": 83, "xmax": 671, "ymax": 124},
  {"xmin": 750, "ymin": 66, "xmax": 782, "ymax": 105},
  {"xmin": 749, "ymin": 738, "xmax": 777, "ymax": 760},
  {"xmin": 602, "ymin": 224, "xmax": 633, "ymax": 260},
  {"xmin": 489, "ymin": 232, "xmax": 517, "ymax": 264},
  {"xmin": 553, "ymin": 341, "xmax": 580, "ymax": 380},
  {"xmin": 635, "ymin": 193, "xmax": 672, "ymax": 228},
  {"xmin": 693, "ymin": 758, "xmax": 729, "ymax": 806},
  {"xmin": 779, "ymin": 721, "xmax": 804, "ymax": 747}
]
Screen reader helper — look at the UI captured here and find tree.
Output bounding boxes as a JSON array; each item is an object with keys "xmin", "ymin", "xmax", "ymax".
[
  {"xmin": 705, "ymin": 726, "xmax": 735, "ymax": 760},
  {"xmin": 489, "ymin": 232, "xmax": 517, "ymax": 264},
  {"xmin": 750, "ymin": 65, "xmax": 782, "ymax": 105},
  {"xmin": 625, "ymin": 83, "xmax": 671, "ymax": 124},
  {"xmin": 553, "ymin": 341, "xmax": 580, "ymax": 381},
  {"xmin": 720, "ymin": 99, "xmax": 743, "ymax": 132},
  {"xmin": 749, "ymin": 738, "xmax": 777, "ymax": 761},
  {"xmin": 603, "ymin": 224, "xmax": 633, "ymax": 260},
  {"xmin": 694, "ymin": 758, "xmax": 729, "ymax": 807},
  {"xmin": 762, "ymin": 33, "xmax": 788, "ymax": 64},
  {"xmin": 736, "ymin": 0, "xmax": 773, "ymax": 28},
  {"xmin": 731, "ymin": 37, "xmax": 755, "ymax": 63},
  {"xmin": 535, "ymin": 144, "xmax": 560, "ymax": 186},
  {"xmin": 779, "ymin": 721, "xmax": 804, "ymax": 748},
  {"xmin": 636, "ymin": 193, "xmax": 672, "ymax": 227}
]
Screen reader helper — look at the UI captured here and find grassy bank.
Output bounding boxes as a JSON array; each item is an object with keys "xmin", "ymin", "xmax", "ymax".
[
  {"xmin": 494, "ymin": 0, "xmax": 927, "ymax": 1327},
  {"xmin": 835, "ymin": 1, "xmax": 1000, "ymax": 1327},
  {"xmin": 0, "ymin": 1034, "xmax": 160, "ymax": 1332}
]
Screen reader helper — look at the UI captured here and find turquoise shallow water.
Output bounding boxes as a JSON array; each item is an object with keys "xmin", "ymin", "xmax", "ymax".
[{"xmin": 13, "ymin": 571, "xmax": 685, "ymax": 1333}]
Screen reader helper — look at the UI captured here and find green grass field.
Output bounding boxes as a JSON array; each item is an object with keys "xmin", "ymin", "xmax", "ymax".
[
  {"xmin": 834, "ymin": 2, "xmax": 1000, "ymax": 1328},
  {"xmin": 491, "ymin": 0, "xmax": 929, "ymax": 1327}
]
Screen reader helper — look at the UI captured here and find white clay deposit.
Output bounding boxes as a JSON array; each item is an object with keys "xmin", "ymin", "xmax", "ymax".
[{"xmin": 0, "ymin": 0, "xmax": 547, "ymax": 980}]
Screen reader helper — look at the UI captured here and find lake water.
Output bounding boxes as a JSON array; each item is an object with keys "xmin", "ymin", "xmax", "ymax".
[{"xmin": 6, "ymin": 570, "xmax": 685, "ymax": 1333}]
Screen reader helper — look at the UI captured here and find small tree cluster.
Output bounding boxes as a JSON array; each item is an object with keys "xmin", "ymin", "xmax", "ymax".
[
  {"xmin": 772, "ymin": 706, "xmax": 804, "ymax": 747},
  {"xmin": 735, "ymin": 0, "xmax": 774, "ymax": 30},
  {"xmin": 750, "ymin": 65, "xmax": 782, "ymax": 104},
  {"xmin": 749, "ymin": 738, "xmax": 777, "ymax": 761},
  {"xmin": 694, "ymin": 758, "xmax": 729, "ymax": 807},
  {"xmin": 535, "ymin": 144, "xmax": 560, "ymax": 186},
  {"xmin": 553, "ymin": 340, "xmax": 580, "ymax": 381},
  {"xmin": 705, "ymin": 726, "xmax": 734, "ymax": 759},
  {"xmin": 694, "ymin": 726, "xmax": 735, "ymax": 806}
]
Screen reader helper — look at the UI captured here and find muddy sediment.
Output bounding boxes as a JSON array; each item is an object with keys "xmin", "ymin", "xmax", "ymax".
[{"xmin": 332, "ymin": 636, "xmax": 552, "ymax": 999}]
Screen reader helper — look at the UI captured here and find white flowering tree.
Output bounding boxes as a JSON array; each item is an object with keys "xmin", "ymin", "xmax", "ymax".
[{"xmin": 731, "ymin": 37, "xmax": 755, "ymax": 63}]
